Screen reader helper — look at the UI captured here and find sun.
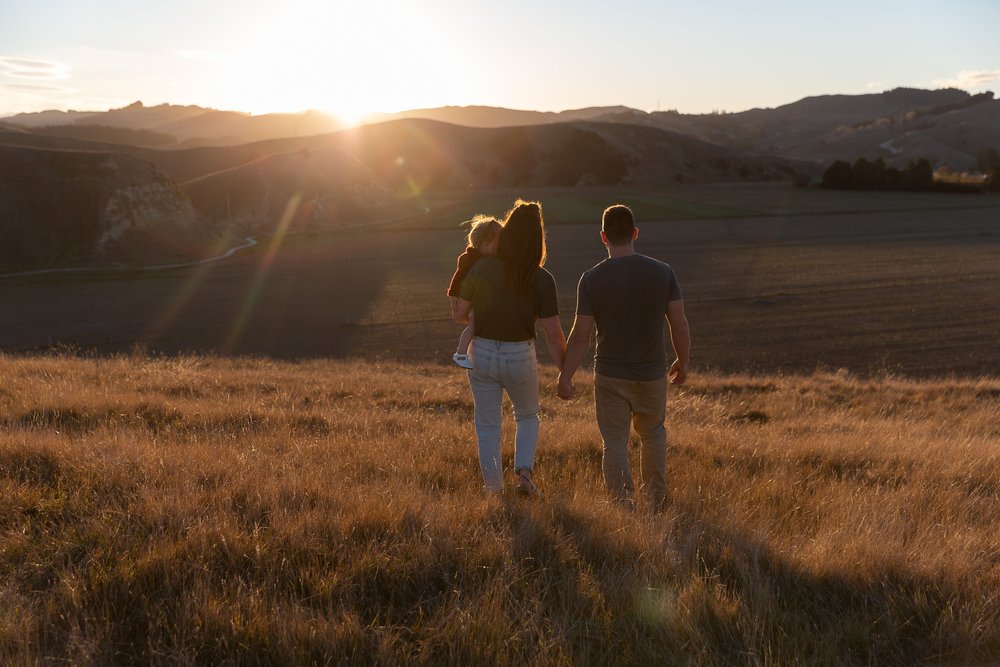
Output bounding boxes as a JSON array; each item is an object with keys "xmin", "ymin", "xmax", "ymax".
[
  {"xmin": 326, "ymin": 105, "xmax": 368, "ymax": 127},
  {"xmin": 230, "ymin": 0, "xmax": 466, "ymax": 122}
]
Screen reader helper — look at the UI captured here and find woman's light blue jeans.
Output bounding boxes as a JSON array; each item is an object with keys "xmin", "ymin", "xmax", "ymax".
[{"xmin": 467, "ymin": 337, "xmax": 540, "ymax": 492}]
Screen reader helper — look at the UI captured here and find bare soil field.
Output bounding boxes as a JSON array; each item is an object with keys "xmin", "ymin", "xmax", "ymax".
[{"xmin": 2, "ymin": 185, "xmax": 998, "ymax": 378}]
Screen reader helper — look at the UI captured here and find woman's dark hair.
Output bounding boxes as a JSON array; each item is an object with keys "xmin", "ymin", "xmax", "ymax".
[{"xmin": 498, "ymin": 199, "xmax": 546, "ymax": 293}]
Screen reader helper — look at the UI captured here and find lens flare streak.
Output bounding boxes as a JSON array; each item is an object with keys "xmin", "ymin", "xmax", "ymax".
[{"xmin": 222, "ymin": 193, "xmax": 302, "ymax": 352}]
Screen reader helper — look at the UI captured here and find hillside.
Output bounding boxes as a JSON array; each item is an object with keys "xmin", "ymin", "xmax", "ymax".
[
  {"xmin": 0, "ymin": 119, "xmax": 803, "ymax": 269},
  {"xmin": 3, "ymin": 87, "xmax": 993, "ymax": 271},
  {"xmin": 783, "ymin": 98, "xmax": 1000, "ymax": 168},
  {"xmin": 366, "ymin": 104, "xmax": 640, "ymax": 128},
  {"xmin": 180, "ymin": 144, "xmax": 416, "ymax": 231},
  {"xmin": 0, "ymin": 145, "xmax": 232, "ymax": 271},
  {"xmin": 6, "ymin": 89, "xmax": 998, "ymax": 172},
  {"xmin": 608, "ymin": 88, "xmax": 998, "ymax": 170},
  {"xmin": 2, "ymin": 118, "xmax": 802, "ymax": 191},
  {"xmin": 362, "ymin": 89, "xmax": 1000, "ymax": 171},
  {"xmin": 1, "ymin": 354, "xmax": 997, "ymax": 664},
  {"xmin": 2, "ymin": 101, "xmax": 342, "ymax": 147}
]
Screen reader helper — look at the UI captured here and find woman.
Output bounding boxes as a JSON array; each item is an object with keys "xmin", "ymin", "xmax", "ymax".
[{"xmin": 453, "ymin": 200, "xmax": 567, "ymax": 494}]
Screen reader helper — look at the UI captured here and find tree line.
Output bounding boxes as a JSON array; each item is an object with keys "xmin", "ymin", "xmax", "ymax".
[{"xmin": 821, "ymin": 149, "xmax": 1000, "ymax": 193}]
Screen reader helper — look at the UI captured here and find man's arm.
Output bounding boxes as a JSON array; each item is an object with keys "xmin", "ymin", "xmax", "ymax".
[
  {"xmin": 666, "ymin": 299, "xmax": 690, "ymax": 385},
  {"xmin": 453, "ymin": 297, "xmax": 472, "ymax": 324},
  {"xmin": 558, "ymin": 314, "xmax": 595, "ymax": 399},
  {"xmin": 539, "ymin": 315, "xmax": 567, "ymax": 369}
]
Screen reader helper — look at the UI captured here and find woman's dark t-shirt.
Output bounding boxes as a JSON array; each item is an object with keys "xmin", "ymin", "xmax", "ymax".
[{"xmin": 460, "ymin": 257, "xmax": 559, "ymax": 341}]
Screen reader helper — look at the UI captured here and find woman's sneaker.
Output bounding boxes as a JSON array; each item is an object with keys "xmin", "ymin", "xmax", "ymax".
[
  {"xmin": 452, "ymin": 353, "xmax": 474, "ymax": 369},
  {"xmin": 516, "ymin": 469, "xmax": 541, "ymax": 496}
]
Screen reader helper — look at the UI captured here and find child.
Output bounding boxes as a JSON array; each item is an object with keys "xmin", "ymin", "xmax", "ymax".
[{"xmin": 447, "ymin": 215, "xmax": 503, "ymax": 368}]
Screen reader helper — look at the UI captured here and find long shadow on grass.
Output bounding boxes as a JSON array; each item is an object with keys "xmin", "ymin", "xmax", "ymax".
[
  {"xmin": 496, "ymin": 496, "xmax": 688, "ymax": 664},
  {"xmin": 496, "ymin": 490, "xmax": 992, "ymax": 665},
  {"xmin": 665, "ymin": 505, "xmax": 991, "ymax": 666}
]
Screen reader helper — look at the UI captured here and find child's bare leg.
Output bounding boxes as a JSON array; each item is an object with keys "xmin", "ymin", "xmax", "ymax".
[
  {"xmin": 453, "ymin": 312, "xmax": 475, "ymax": 369},
  {"xmin": 457, "ymin": 325, "xmax": 473, "ymax": 355},
  {"xmin": 457, "ymin": 312, "xmax": 476, "ymax": 355}
]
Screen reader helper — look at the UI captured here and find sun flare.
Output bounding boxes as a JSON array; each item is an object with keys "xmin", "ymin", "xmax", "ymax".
[{"xmin": 228, "ymin": 0, "xmax": 467, "ymax": 122}]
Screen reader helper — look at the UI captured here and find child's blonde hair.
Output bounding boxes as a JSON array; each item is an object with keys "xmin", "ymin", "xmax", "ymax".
[{"xmin": 466, "ymin": 215, "xmax": 503, "ymax": 250}]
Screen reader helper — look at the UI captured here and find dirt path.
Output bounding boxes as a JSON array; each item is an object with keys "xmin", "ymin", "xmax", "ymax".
[{"xmin": 0, "ymin": 237, "xmax": 258, "ymax": 280}]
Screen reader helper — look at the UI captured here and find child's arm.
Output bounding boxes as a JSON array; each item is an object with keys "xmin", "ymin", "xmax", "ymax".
[{"xmin": 453, "ymin": 297, "xmax": 472, "ymax": 324}]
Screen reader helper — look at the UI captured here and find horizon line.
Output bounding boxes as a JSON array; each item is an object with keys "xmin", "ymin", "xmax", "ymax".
[{"xmin": 2, "ymin": 85, "xmax": 992, "ymax": 122}]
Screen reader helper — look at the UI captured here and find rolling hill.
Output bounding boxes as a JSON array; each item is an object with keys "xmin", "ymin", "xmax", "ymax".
[
  {"xmin": 0, "ymin": 144, "xmax": 230, "ymax": 271},
  {"xmin": 586, "ymin": 88, "xmax": 999, "ymax": 170},
  {"xmin": 362, "ymin": 89, "xmax": 1000, "ymax": 171},
  {"xmin": 0, "ymin": 116, "xmax": 805, "ymax": 269},
  {"xmin": 5, "ymin": 86, "xmax": 995, "ymax": 271},
  {"xmin": 6, "ymin": 89, "xmax": 998, "ymax": 171},
  {"xmin": 364, "ymin": 104, "xmax": 640, "ymax": 128}
]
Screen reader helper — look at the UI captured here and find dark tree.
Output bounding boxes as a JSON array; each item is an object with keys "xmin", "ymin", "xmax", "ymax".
[
  {"xmin": 884, "ymin": 166, "xmax": 905, "ymax": 189},
  {"xmin": 904, "ymin": 159, "xmax": 934, "ymax": 190},
  {"xmin": 821, "ymin": 160, "xmax": 853, "ymax": 189},
  {"xmin": 977, "ymin": 147, "xmax": 1000, "ymax": 173},
  {"xmin": 852, "ymin": 157, "xmax": 887, "ymax": 190},
  {"xmin": 986, "ymin": 168, "xmax": 1000, "ymax": 193}
]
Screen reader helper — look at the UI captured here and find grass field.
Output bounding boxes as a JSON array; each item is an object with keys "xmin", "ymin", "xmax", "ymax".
[
  {"xmin": 1, "ymin": 353, "xmax": 998, "ymax": 664},
  {"xmin": 2, "ymin": 185, "xmax": 998, "ymax": 378},
  {"xmin": 408, "ymin": 184, "xmax": 999, "ymax": 229}
]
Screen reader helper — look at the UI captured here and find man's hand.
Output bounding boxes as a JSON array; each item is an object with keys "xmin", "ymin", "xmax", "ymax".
[
  {"xmin": 668, "ymin": 359, "xmax": 687, "ymax": 385},
  {"xmin": 557, "ymin": 374, "xmax": 576, "ymax": 400},
  {"xmin": 558, "ymin": 314, "xmax": 593, "ymax": 401}
]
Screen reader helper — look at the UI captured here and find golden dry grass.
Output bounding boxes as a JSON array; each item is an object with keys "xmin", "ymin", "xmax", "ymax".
[{"xmin": 1, "ymin": 353, "xmax": 998, "ymax": 665}]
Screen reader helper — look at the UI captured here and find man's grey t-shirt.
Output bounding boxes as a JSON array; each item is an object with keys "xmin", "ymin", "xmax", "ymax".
[{"xmin": 576, "ymin": 254, "xmax": 683, "ymax": 381}]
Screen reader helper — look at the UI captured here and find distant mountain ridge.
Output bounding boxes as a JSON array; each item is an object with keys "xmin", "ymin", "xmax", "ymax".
[
  {"xmin": 629, "ymin": 88, "xmax": 999, "ymax": 169},
  {"xmin": 364, "ymin": 105, "xmax": 640, "ymax": 128},
  {"xmin": 5, "ymin": 87, "xmax": 996, "ymax": 169},
  {"xmin": 3, "ymin": 101, "xmax": 342, "ymax": 147}
]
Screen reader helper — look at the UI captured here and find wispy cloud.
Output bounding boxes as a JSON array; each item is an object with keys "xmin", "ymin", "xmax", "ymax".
[
  {"xmin": 3, "ymin": 82, "xmax": 78, "ymax": 93},
  {"xmin": 0, "ymin": 57, "xmax": 72, "ymax": 81},
  {"xmin": 934, "ymin": 69, "xmax": 1000, "ymax": 90}
]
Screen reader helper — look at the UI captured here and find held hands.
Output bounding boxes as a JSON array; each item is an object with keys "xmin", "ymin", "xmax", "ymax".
[{"xmin": 556, "ymin": 373, "xmax": 576, "ymax": 401}]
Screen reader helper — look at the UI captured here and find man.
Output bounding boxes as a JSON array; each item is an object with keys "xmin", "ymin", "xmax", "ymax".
[{"xmin": 558, "ymin": 204, "xmax": 690, "ymax": 509}]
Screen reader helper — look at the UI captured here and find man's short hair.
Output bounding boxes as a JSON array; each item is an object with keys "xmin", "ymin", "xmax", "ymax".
[{"xmin": 602, "ymin": 204, "xmax": 635, "ymax": 245}]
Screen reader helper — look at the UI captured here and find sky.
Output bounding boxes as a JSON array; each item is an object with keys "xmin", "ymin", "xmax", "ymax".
[{"xmin": 2, "ymin": 0, "xmax": 999, "ymax": 123}]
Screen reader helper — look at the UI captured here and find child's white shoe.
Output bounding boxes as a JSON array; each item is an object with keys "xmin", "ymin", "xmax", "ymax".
[{"xmin": 452, "ymin": 353, "xmax": 474, "ymax": 369}]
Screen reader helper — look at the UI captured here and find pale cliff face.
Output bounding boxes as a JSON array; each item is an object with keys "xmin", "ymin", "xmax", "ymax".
[
  {"xmin": 0, "ymin": 146, "xmax": 221, "ymax": 270},
  {"xmin": 97, "ymin": 181, "xmax": 202, "ymax": 252}
]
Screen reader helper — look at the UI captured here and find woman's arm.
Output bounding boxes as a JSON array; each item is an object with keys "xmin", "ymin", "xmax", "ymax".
[
  {"xmin": 538, "ymin": 315, "xmax": 567, "ymax": 368},
  {"xmin": 558, "ymin": 314, "xmax": 595, "ymax": 399}
]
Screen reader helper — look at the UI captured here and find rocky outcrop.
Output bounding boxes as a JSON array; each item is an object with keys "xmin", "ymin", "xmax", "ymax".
[{"xmin": 0, "ymin": 145, "xmax": 224, "ymax": 270}]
